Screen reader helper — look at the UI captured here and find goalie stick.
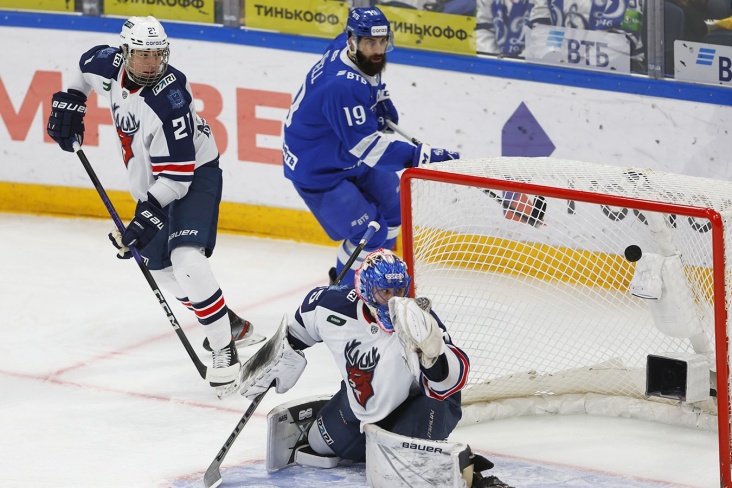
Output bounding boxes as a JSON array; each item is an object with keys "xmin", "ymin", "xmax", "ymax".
[
  {"xmin": 71, "ymin": 141, "xmax": 233, "ymax": 385},
  {"xmin": 386, "ymin": 121, "xmax": 546, "ymax": 227},
  {"xmin": 203, "ymin": 221, "xmax": 381, "ymax": 488}
]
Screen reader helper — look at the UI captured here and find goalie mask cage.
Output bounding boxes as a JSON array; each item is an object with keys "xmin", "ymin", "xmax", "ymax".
[{"xmin": 400, "ymin": 158, "xmax": 730, "ymax": 486}]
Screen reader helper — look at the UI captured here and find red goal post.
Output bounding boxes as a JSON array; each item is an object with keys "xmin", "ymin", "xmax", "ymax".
[{"xmin": 400, "ymin": 158, "xmax": 730, "ymax": 486}]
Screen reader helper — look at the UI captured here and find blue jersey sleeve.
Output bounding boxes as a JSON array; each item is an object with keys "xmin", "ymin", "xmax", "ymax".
[{"xmin": 78, "ymin": 45, "xmax": 124, "ymax": 79}]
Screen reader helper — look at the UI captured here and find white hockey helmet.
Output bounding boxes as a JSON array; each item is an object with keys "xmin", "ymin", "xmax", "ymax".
[{"xmin": 119, "ymin": 16, "xmax": 170, "ymax": 87}]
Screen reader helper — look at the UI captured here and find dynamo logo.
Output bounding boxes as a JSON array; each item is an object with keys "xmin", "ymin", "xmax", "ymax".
[
  {"xmin": 547, "ymin": 30, "xmax": 565, "ymax": 49},
  {"xmin": 696, "ymin": 47, "xmax": 716, "ymax": 66}
]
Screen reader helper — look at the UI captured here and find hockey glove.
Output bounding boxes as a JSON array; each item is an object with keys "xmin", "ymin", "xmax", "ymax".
[
  {"xmin": 389, "ymin": 297, "xmax": 445, "ymax": 372},
  {"xmin": 240, "ymin": 332, "xmax": 307, "ymax": 401},
  {"xmin": 121, "ymin": 195, "xmax": 166, "ymax": 250},
  {"xmin": 47, "ymin": 90, "xmax": 87, "ymax": 152},
  {"xmin": 108, "ymin": 228, "xmax": 132, "ymax": 259},
  {"xmin": 411, "ymin": 143, "xmax": 460, "ymax": 167},
  {"xmin": 375, "ymin": 87, "xmax": 398, "ymax": 133}
]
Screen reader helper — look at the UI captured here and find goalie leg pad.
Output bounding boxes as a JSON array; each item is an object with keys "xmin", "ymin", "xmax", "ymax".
[
  {"xmin": 365, "ymin": 424, "xmax": 487, "ymax": 488},
  {"xmin": 266, "ymin": 394, "xmax": 332, "ymax": 472}
]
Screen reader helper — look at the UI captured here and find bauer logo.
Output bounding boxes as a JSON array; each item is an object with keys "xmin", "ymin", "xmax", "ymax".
[
  {"xmin": 401, "ymin": 442, "xmax": 443, "ymax": 453},
  {"xmin": 674, "ymin": 41, "xmax": 732, "ymax": 85}
]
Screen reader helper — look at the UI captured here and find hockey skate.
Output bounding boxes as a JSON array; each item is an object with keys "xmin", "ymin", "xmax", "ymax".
[
  {"xmin": 203, "ymin": 309, "xmax": 265, "ymax": 351},
  {"xmin": 210, "ymin": 340, "xmax": 241, "ymax": 399}
]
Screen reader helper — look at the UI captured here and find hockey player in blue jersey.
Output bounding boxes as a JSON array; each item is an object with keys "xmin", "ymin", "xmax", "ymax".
[
  {"xmin": 239, "ymin": 249, "xmax": 511, "ymax": 487},
  {"xmin": 282, "ymin": 7, "xmax": 460, "ymax": 286},
  {"xmin": 46, "ymin": 16, "xmax": 261, "ymax": 397}
]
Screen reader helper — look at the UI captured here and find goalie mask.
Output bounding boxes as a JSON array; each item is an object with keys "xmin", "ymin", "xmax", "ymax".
[
  {"xmin": 346, "ymin": 7, "xmax": 394, "ymax": 76},
  {"xmin": 120, "ymin": 16, "xmax": 170, "ymax": 87},
  {"xmin": 355, "ymin": 249, "xmax": 411, "ymax": 332}
]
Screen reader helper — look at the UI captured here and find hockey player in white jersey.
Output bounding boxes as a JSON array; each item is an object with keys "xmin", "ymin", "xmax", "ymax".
[
  {"xmin": 240, "ymin": 249, "xmax": 511, "ymax": 487},
  {"xmin": 46, "ymin": 16, "xmax": 259, "ymax": 396},
  {"xmin": 282, "ymin": 7, "xmax": 460, "ymax": 286}
]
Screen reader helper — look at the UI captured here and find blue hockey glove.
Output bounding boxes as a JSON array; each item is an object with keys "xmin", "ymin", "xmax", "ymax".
[
  {"xmin": 47, "ymin": 90, "xmax": 87, "ymax": 152},
  {"xmin": 411, "ymin": 143, "xmax": 460, "ymax": 167},
  {"xmin": 375, "ymin": 88, "xmax": 398, "ymax": 132},
  {"xmin": 121, "ymin": 195, "xmax": 166, "ymax": 250}
]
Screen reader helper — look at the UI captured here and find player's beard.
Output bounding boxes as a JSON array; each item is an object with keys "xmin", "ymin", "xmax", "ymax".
[{"xmin": 356, "ymin": 51, "xmax": 387, "ymax": 77}]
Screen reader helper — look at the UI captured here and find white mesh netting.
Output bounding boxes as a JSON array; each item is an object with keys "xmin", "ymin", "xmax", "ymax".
[{"xmin": 405, "ymin": 158, "xmax": 730, "ymax": 430}]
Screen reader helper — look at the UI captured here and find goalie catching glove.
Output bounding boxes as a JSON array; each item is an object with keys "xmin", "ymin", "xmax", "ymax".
[
  {"xmin": 240, "ymin": 315, "xmax": 307, "ymax": 401},
  {"xmin": 389, "ymin": 297, "xmax": 445, "ymax": 375}
]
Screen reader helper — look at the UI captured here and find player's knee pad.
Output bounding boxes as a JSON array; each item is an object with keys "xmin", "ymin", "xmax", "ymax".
[
  {"xmin": 364, "ymin": 424, "xmax": 492, "ymax": 488},
  {"xmin": 170, "ymin": 245, "xmax": 219, "ymax": 298},
  {"xmin": 265, "ymin": 395, "xmax": 333, "ymax": 472},
  {"xmin": 149, "ymin": 266, "xmax": 186, "ymax": 298}
]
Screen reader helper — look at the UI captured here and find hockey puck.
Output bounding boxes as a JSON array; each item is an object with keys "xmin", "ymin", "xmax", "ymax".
[{"xmin": 624, "ymin": 245, "xmax": 642, "ymax": 262}]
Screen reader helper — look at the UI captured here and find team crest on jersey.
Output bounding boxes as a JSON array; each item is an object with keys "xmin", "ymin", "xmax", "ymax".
[
  {"xmin": 344, "ymin": 339, "xmax": 380, "ymax": 408},
  {"xmin": 152, "ymin": 73, "xmax": 176, "ymax": 96},
  {"xmin": 167, "ymin": 89, "xmax": 185, "ymax": 109},
  {"xmin": 112, "ymin": 104, "xmax": 140, "ymax": 167}
]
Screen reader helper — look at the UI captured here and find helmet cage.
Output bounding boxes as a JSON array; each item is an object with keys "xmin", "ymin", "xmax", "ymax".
[
  {"xmin": 355, "ymin": 249, "xmax": 412, "ymax": 332},
  {"xmin": 346, "ymin": 7, "xmax": 394, "ymax": 54},
  {"xmin": 120, "ymin": 16, "xmax": 170, "ymax": 87}
]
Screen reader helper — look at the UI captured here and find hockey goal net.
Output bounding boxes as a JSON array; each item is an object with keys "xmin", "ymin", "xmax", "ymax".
[{"xmin": 401, "ymin": 158, "xmax": 729, "ymax": 485}]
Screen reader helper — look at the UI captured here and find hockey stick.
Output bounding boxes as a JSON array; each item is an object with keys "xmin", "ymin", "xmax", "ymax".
[
  {"xmin": 386, "ymin": 121, "xmax": 546, "ymax": 227},
  {"xmin": 203, "ymin": 221, "xmax": 380, "ymax": 488},
  {"xmin": 71, "ymin": 141, "xmax": 231, "ymax": 384},
  {"xmin": 332, "ymin": 220, "xmax": 381, "ymax": 286}
]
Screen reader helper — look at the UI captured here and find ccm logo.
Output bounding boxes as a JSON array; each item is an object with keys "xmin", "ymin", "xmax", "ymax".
[
  {"xmin": 401, "ymin": 442, "xmax": 443, "ymax": 453},
  {"xmin": 53, "ymin": 101, "xmax": 86, "ymax": 113}
]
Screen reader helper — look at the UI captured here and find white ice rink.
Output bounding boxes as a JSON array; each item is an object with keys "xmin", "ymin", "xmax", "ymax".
[{"xmin": 0, "ymin": 213, "xmax": 721, "ymax": 487}]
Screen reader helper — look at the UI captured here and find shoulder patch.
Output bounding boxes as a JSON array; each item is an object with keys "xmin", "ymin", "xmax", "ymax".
[{"xmin": 152, "ymin": 73, "xmax": 177, "ymax": 96}]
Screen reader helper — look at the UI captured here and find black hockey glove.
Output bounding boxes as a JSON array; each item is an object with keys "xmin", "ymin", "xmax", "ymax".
[
  {"xmin": 121, "ymin": 195, "xmax": 166, "ymax": 250},
  {"xmin": 47, "ymin": 90, "xmax": 87, "ymax": 152},
  {"xmin": 411, "ymin": 143, "xmax": 460, "ymax": 167}
]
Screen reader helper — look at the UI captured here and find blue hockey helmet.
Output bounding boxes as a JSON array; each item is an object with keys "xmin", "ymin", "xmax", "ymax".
[
  {"xmin": 346, "ymin": 7, "xmax": 394, "ymax": 53},
  {"xmin": 354, "ymin": 249, "xmax": 411, "ymax": 331}
]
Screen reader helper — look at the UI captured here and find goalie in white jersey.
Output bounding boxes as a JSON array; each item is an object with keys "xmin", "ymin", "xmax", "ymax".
[
  {"xmin": 241, "ymin": 250, "xmax": 511, "ymax": 487},
  {"xmin": 46, "ymin": 16, "xmax": 258, "ymax": 396}
]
